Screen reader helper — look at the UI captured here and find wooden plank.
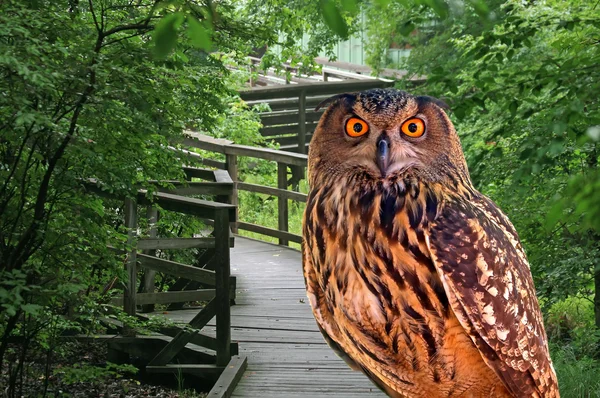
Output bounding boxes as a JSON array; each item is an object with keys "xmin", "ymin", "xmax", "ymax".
[
  {"xmin": 138, "ymin": 253, "xmax": 216, "ymax": 286},
  {"xmin": 141, "ymin": 207, "xmax": 158, "ymax": 313},
  {"xmin": 169, "ymin": 146, "xmax": 227, "ymax": 169},
  {"xmin": 224, "ymin": 144, "xmax": 307, "ymax": 167},
  {"xmin": 260, "ymin": 124, "xmax": 298, "ymax": 137},
  {"xmin": 260, "ymin": 123, "xmax": 316, "ymax": 137},
  {"xmin": 154, "ymin": 325, "xmax": 239, "ymax": 355},
  {"xmin": 123, "ymin": 198, "xmax": 137, "ymax": 319},
  {"xmin": 149, "ymin": 299, "xmax": 217, "ymax": 365},
  {"xmin": 111, "ymin": 290, "xmax": 216, "ymax": 306},
  {"xmin": 182, "ymin": 131, "xmax": 233, "ymax": 153},
  {"xmin": 182, "ymin": 166, "xmax": 217, "ymax": 181},
  {"xmin": 237, "ymin": 182, "xmax": 307, "ymax": 203},
  {"xmin": 279, "ymin": 143, "xmax": 310, "ymax": 153},
  {"xmin": 239, "ymin": 79, "xmax": 393, "ymax": 101},
  {"xmin": 247, "ymin": 96, "xmax": 331, "ymax": 112},
  {"xmin": 273, "ymin": 134, "xmax": 313, "ymax": 146},
  {"xmin": 297, "ymin": 90, "xmax": 307, "ymax": 155},
  {"xmin": 207, "ymin": 356, "xmax": 248, "ymax": 398},
  {"xmin": 158, "ymin": 182, "xmax": 233, "ymax": 196},
  {"xmin": 136, "ymin": 190, "xmax": 236, "ymax": 221},
  {"xmin": 225, "ymin": 154, "xmax": 238, "ymax": 233},
  {"xmin": 237, "ymin": 222, "xmax": 302, "ymax": 244},
  {"xmin": 321, "ymin": 66, "xmax": 380, "ymax": 81},
  {"xmin": 277, "ymin": 163, "xmax": 289, "ymax": 246},
  {"xmin": 137, "ymin": 237, "xmax": 216, "ymax": 250},
  {"xmin": 188, "ymin": 297, "xmax": 218, "ymax": 329},
  {"xmin": 260, "ymin": 110, "xmax": 322, "ymax": 126},
  {"xmin": 214, "ymin": 169, "xmax": 233, "ymax": 183},
  {"xmin": 214, "ymin": 209, "xmax": 232, "ymax": 366}
]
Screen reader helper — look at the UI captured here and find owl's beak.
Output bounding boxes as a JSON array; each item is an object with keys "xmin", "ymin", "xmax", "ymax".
[{"xmin": 376, "ymin": 135, "xmax": 391, "ymax": 176}]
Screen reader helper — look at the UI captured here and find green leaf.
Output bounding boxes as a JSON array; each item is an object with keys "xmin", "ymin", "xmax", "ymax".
[
  {"xmin": 341, "ymin": 0, "xmax": 359, "ymax": 15},
  {"xmin": 424, "ymin": 0, "xmax": 449, "ymax": 20},
  {"xmin": 187, "ymin": 17, "xmax": 212, "ymax": 51},
  {"xmin": 152, "ymin": 12, "xmax": 185, "ymax": 58},
  {"xmin": 399, "ymin": 21, "xmax": 416, "ymax": 36},
  {"xmin": 467, "ymin": 0, "xmax": 490, "ymax": 19},
  {"xmin": 509, "ymin": 100, "xmax": 518, "ymax": 117},
  {"xmin": 320, "ymin": 0, "xmax": 349, "ymax": 39}
]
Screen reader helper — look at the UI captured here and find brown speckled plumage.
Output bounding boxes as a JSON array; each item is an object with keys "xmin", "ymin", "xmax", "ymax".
[{"xmin": 302, "ymin": 89, "xmax": 559, "ymax": 397}]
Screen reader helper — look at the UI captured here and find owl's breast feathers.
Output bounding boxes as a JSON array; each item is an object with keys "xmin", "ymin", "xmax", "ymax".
[{"xmin": 302, "ymin": 172, "xmax": 559, "ymax": 398}]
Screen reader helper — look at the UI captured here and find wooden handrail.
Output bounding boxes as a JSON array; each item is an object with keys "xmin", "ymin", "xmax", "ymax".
[
  {"xmin": 239, "ymin": 79, "xmax": 393, "ymax": 101},
  {"xmin": 181, "ymin": 131, "xmax": 307, "ymax": 246},
  {"xmin": 87, "ymin": 167, "xmax": 236, "ymax": 372},
  {"xmin": 183, "ymin": 131, "xmax": 308, "ymax": 167}
]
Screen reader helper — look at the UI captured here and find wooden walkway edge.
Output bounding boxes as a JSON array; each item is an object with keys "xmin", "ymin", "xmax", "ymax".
[{"xmin": 164, "ymin": 237, "xmax": 385, "ymax": 397}]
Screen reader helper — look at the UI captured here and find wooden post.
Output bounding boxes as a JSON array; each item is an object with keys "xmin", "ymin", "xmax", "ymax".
[
  {"xmin": 226, "ymin": 154, "xmax": 238, "ymax": 233},
  {"xmin": 141, "ymin": 207, "xmax": 158, "ymax": 313},
  {"xmin": 277, "ymin": 162, "xmax": 289, "ymax": 246},
  {"xmin": 322, "ymin": 70, "xmax": 329, "ymax": 81},
  {"xmin": 297, "ymin": 89, "xmax": 307, "ymax": 154},
  {"xmin": 123, "ymin": 198, "xmax": 137, "ymax": 334},
  {"xmin": 214, "ymin": 209, "xmax": 231, "ymax": 366}
]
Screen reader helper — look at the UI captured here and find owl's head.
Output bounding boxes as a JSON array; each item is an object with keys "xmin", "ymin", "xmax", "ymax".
[{"xmin": 308, "ymin": 89, "xmax": 471, "ymax": 187}]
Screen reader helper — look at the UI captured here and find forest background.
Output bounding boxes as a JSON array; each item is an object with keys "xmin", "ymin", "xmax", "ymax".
[{"xmin": 0, "ymin": 0, "xmax": 598, "ymax": 396}]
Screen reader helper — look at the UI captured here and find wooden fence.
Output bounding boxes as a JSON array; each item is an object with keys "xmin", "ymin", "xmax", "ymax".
[
  {"xmin": 241, "ymin": 79, "xmax": 394, "ymax": 153},
  {"xmin": 182, "ymin": 132, "xmax": 307, "ymax": 246},
  {"xmin": 84, "ymin": 168, "xmax": 239, "ymax": 382}
]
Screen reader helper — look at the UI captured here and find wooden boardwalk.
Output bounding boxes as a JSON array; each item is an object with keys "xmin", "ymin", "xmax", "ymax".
[{"xmin": 164, "ymin": 237, "xmax": 385, "ymax": 397}]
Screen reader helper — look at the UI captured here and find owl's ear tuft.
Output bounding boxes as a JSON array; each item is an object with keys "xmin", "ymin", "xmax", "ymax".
[
  {"xmin": 417, "ymin": 95, "xmax": 450, "ymax": 111},
  {"xmin": 315, "ymin": 93, "xmax": 357, "ymax": 112}
]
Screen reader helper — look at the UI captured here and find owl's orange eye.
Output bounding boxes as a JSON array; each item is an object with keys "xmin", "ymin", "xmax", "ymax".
[
  {"xmin": 401, "ymin": 118, "xmax": 425, "ymax": 138},
  {"xmin": 345, "ymin": 117, "xmax": 369, "ymax": 137}
]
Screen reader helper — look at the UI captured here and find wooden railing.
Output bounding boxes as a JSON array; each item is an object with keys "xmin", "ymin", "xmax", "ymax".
[
  {"xmin": 182, "ymin": 132, "xmax": 307, "ymax": 246},
  {"xmin": 241, "ymin": 79, "xmax": 394, "ymax": 153},
  {"xmin": 84, "ymin": 168, "xmax": 238, "ymax": 376}
]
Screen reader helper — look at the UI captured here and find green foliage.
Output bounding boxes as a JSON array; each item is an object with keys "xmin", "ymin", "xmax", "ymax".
[{"xmin": 361, "ymin": 0, "xmax": 600, "ymax": 315}]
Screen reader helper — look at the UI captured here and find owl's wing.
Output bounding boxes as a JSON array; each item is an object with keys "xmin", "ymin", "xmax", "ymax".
[{"xmin": 425, "ymin": 194, "xmax": 559, "ymax": 398}]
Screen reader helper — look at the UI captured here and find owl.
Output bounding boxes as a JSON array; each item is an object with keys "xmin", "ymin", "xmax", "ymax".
[{"xmin": 302, "ymin": 89, "xmax": 559, "ymax": 398}]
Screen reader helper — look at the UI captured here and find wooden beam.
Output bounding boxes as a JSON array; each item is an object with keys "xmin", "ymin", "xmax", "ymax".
[
  {"xmin": 213, "ymin": 169, "xmax": 233, "ymax": 183},
  {"xmin": 148, "ymin": 299, "xmax": 217, "ymax": 366},
  {"xmin": 123, "ymin": 198, "xmax": 137, "ymax": 321},
  {"xmin": 188, "ymin": 297, "xmax": 218, "ymax": 329},
  {"xmin": 297, "ymin": 90, "xmax": 307, "ymax": 155},
  {"xmin": 225, "ymin": 155, "xmax": 238, "ymax": 233},
  {"xmin": 138, "ymin": 253, "xmax": 216, "ymax": 286},
  {"xmin": 237, "ymin": 182, "xmax": 307, "ymax": 203},
  {"xmin": 181, "ymin": 131, "xmax": 308, "ymax": 167},
  {"xmin": 224, "ymin": 144, "xmax": 307, "ymax": 167},
  {"xmin": 110, "ymin": 289, "xmax": 217, "ymax": 306},
  {"xmin": 277, "ymin": 163, "xmax": 289, "ymax": 246},
  {"xmin": 207, "ymin": 356, "xmax": 248, "ymax": 398},
  {"xmin": 141, "ymin": 207, "xmax": 158, "ymax": 313},
  {"xmin": 260, "ymin": 122, "xmax": 319, "ymax": 138},
  {"xmin": 137, "ymin": 237, "xmax": 216, "ymax": 250},
  {"xmin": 182, "ymin": 131, "xmax": 232, "ymax": 153},
  {"xmin": 239, "ymin": 79, "xmax": 393, "ymax": 101},
  {"xmin": 136, "ymin": 191, "xmax": 236, "ymax": 221},
  {"xmin": 157, "ymin": 182, "xmax": 233, "ymax": 196},
  {"xmin": 182, "ymin": 166, "xmax": 217, "ymax": 181},
  {"xmin": 237, "ymin": 221, "xmax": 302, "ymax": 244},
  {"xmin": 260, "ymin": 110, "xmax": 323, "ymax": 126},
  {"xmin": 213, "ymin": 209, "xmax": 232, "ymax": 366},
  {"xmin": 156, "ymin": 326, "xmax": 239, "ymax": 355}
]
